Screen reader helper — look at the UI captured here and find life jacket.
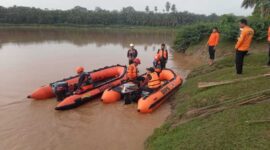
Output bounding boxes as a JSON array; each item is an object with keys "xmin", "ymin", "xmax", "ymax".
[
  {"xmin": 157, "ymin": 49, "xmax": 168, "ymax": 61},
  {"xmin": 235, "ymin": 26, "xmax": 254, "ymax": 51},
  {"xmin": 267, "ymin": 27, "xmax": 270, "ymax": 42},
  {"xmin": 148, "ymin": 72, "xmax": 161, "ymax": 89},
  {"xmin": 207, "ymin": 32, "xmax": 220, "ymax": 46},
  {"xmin": 127, "ymin": 63, "xmax": 137, "ymax": 80}
]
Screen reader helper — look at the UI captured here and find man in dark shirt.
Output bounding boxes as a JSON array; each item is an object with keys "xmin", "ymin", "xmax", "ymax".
[{"xmin": 127, "ymin": 43, "xmax": 138, "ymax": 64}]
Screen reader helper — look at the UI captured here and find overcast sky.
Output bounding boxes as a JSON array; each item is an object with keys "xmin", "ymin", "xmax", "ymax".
[{"xmin": 1, "ymin": 0, "xmax": 253, "ymax": 16}]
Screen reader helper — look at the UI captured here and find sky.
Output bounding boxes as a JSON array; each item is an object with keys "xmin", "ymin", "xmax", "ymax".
[{"xmin": 0, "ymin": 0, "xmax": 253, "ymax": 16}]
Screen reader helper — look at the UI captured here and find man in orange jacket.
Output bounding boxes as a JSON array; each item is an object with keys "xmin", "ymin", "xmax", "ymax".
[
  {"xmin": 267, "ymin": 26, "xmax": 270, "ymax": 66},
  {"xmin": 207, "ymin": 27, "xmax": 220, "ymax": 65},
  {"xmin": 235, "ymin": 19, "xmax": 254, "ymax": 74}
]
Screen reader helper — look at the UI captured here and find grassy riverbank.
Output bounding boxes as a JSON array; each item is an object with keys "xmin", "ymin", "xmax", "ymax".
[{"xmin": 146, "ymin": 51, "xmax": 270, "ymax": 149}]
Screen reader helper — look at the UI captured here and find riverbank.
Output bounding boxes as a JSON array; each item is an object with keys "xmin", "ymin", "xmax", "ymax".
[
  {"xmin": 0, "ymin": 24, "xmax": 176, "ymax": 32},
  {"xmin": 146, "ymin": 48, "xmax": 270, "ymax": 149}
]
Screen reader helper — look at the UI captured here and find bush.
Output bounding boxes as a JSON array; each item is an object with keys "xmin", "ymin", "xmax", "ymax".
[
  {"xmin": 173, "ymin": 15, "xmax": 270, "ymax": 52},
  {"xmin": 173, "ymin": 23, "xmax": 215, "ymax": 52},
  {"xmin": 249, "ymin": 18, "xmax": 270, "ymax": 41}
]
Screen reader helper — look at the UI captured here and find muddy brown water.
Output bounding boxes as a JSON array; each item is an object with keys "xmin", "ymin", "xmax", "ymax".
[{"xmin": 0, "ymin": 28, "xmax": 204, "ymax": 150}]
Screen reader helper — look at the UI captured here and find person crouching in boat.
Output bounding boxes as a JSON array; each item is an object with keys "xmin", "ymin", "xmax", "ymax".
[
  {"xmin": 124, "ymin": 58, "xmax": 143, "ymax": 104},
  {"xmin": 153, "ymin": 54, "xmax": 162, "ymax": 75},
  {"xmin": 141, "ymin": 67, "xmax": 161, "ymax": 93},
  {"xmin": 75, "ymin": 66, "xmax": 92, "ymax": 94},
  {"xmin": 127, "ymin": 58, "xmax": 141, "ymax": 81}
]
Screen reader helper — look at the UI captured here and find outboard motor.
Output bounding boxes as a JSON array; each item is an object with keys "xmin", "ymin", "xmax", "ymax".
[
  {"xmin": 51, "ymin": 81, "xmax": 69, "ymax": 101},
  {"xmin": 121, "ymin": 83, "xmax": 141, "ymax": 104}
]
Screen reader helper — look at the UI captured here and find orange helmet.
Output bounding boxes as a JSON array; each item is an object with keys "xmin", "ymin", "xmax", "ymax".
[
  {"xmin": 154, "ymin": 55, "xmax": 160, "ymax": 61},
  {"xmin": 76, "ymin": 66, "xmax": 84, "ymax": 74},
  {"xmin": 133, "ymin": 58, "xmax": 141, "ymax": 64}
]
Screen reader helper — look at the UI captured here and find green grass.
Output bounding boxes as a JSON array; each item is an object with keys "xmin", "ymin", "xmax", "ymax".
[{"xmin": 146, "ymin": 53, "xmax": 270, "ymax": 150}]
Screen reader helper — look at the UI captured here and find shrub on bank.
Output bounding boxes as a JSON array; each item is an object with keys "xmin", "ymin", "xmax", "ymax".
[{"xmin": 173, "ymin": 15, "xmax": 270, "ymax": 52}]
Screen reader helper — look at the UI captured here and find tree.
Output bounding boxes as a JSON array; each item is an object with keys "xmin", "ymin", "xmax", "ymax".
[
  {"xmin": 73, "ymin": 6, "xmax": 88, "ymax": 12},
  {"xmin": 0, "ymin": 5, "xmax": 219, "ymax": 27},
  {"xmin": 241, "ymin": 0, "xmax": 270, "ymax": 18},
  {"xmin": 165, "ymin": 1, "xmax": 171, "ymax": 13},
  {"xmin": 154, "ymin": 6, "xmax": 158, "ymax": 13},
  {"xmin": 171, "ymin": 4, "xmax": 177, "ymax": 13},
  {"xmin": 145, "ymin": 6, "xmax": 149, "ymax": 12}
]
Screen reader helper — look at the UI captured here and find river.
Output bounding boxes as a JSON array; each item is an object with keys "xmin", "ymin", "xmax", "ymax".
[{"xmin": 0, "ymin": 27, "xmax": 203, "ymax": 150}]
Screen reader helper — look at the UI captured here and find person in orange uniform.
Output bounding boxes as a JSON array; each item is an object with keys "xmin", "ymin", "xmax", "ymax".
[
  {"xmin": 141, "ymin": 67, "xmax": 161, "ymax": 93},
  {"xmin": 157, "ymin": 43, "xmax": 168, "ymax": 69},
  {"xmin": 235, "ymin": 19, "xmax": 254, "ymax": 74},
  {"xmin": 127, "ymin": 58, "xmax": 141, "ymax": 81},
  {"xmin": 207, "ymin": 27, "xmax": 220, "ymax": 65},
  {"xmin": 267, "ymin": 26, "xmax": 270, "ymax": 66}
]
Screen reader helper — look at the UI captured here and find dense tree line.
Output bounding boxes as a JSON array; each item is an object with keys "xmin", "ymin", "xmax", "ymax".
[{"xmin": 0, "ymin": 5, "xmax": 219, "ymax": 26}]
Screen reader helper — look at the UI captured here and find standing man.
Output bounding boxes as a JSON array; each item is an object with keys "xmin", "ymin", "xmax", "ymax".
[
  {"xmin": 235, "ymin": 19, "xmax": 254, "ymax": 75},
  {"xmin": 157, "ymin": 43, "xmax": 168, "ymax": 69},
  {"xmin": 127, "ymin": 43, "xmax": 138, "ymax": 64},
  {"xmin": 207, "ymin": 27, "xmax": 220, "ymax": 66},
  {"xmin": 267, "ymin": 25, "xmax": 270, "ymax": 66}
]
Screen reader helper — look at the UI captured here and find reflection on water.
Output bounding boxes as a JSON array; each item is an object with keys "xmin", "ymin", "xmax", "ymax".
[
  {"xmin": 0, "ymin": 28, "xmax": 175, "ymax": 48},
  {"xmin": 0, "ymin": 28, "xmax": 202, "ymax": 150}
]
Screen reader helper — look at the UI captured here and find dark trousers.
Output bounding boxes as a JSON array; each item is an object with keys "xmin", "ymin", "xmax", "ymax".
[
  {"xmin": 208, "ymin": 46, "xmax": 215, "ymax": 60},
  {"xmin": 235, "ymin": 50, "xmax": 248, "ymax": 74},
  {"xmin": 160, "ymin": 60, "xmax": 167, "ymax": 69}
]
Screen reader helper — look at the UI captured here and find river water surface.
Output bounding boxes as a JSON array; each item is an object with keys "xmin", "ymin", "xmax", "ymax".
[{"xmin": 0, "ymin": 28, "xmax": 203, "ymax": 150}]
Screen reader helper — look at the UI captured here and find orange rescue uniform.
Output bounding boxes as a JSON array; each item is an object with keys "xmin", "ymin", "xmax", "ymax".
[
  {"xmin": 207, "ymin": 32, "xmax": 220, "ymax": 46},
  {"xmin": 127, "ymin": 64, "xmax": 137, "ymax": 80},
  {"xmin": 235, "ymin": 26, "xmax": 254, "ymax": 51}
]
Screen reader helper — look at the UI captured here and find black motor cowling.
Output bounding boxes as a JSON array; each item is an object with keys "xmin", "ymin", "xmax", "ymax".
[{"xmin": 52, "ymin": 81, "xmax": 69, "ymax": 101}]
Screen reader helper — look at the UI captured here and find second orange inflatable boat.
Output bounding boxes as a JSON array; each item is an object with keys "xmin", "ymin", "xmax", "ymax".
[
  {"xmin": 101, "ymin": 69, "xmax": 183, "ymax": 113},
  {"xmin": 28, "ymin": 65, "xmax": 127, "ymax": 110}
]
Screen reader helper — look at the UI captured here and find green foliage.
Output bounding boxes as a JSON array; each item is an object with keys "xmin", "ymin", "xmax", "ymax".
[
  {"xmin": 249, "ymin": 17, "xmax": 270, "ymax": 40},
  {"xmin": 0, "ymin": 5, "xmax": 218, "ymax": 27},
  {"xmin": 173, "ymin": 23, "xmax": 215, "ymax": 52},
  {"xmin": 218, "ymin": 15, "xmax": 239, "ymax": 41},
  {"xmin": 173, "ymin": 14, "xmax": 270, "ymax": 52},
  {"xmin": 242, "ymin": 0, "xmax": 270, "ymax": 18}
]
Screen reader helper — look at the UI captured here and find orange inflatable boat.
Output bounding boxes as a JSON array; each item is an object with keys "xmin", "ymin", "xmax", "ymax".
[
  {"xmin": 28, "ymin": 65, "xmax": 127, "ymax": 110},
  {"xmin": 101, "ymin": 69, "xmax": 183, "ymax": 113}
]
